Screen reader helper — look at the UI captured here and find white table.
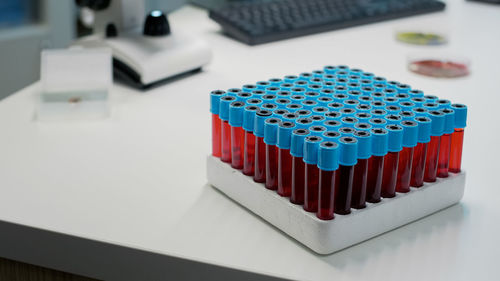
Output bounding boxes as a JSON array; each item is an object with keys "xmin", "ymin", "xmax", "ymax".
[{"xmin": 1, "ymin": 1, "xmax": 500, "ymax": 280}]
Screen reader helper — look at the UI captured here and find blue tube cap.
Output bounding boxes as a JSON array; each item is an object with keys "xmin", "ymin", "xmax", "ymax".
[
  {"xmin": 341, "ymin": 116, "xmax": 359, "ymax": 127},
  {"xmin": 409, "ymin": 89, "xmax": 424, "ymax": 98},
  {"xmin": 414, "ymin": 116, "xmax": 432, "ymax": 143},
  {"xmin": 242, "ymin": 84, "xmax": 257, "ymax": 93},
  {"xmin": 219, "ymin": 95, "xmax": 236, "ymax": 121},
  {"xmin": 355, "ymin": 122, "xmax": 372, "ymax": 132},
  {"xmin": 412, "ymin": 107, "xmax": 428, "ymax": 117},
  {"xmin": 243, "ymin": 105, "xmax": 259, "ymax": 132},
  {"xmin": 323, "ymin": 120, "xmax": 342, "ymax": 131},
  {"xmin": 296, "ymin": 117, "xmax": 313, "ymax": 129},
  {"xmin": 385, "ymin": 124, "xmax": 404, "ymax": 152},
  {"xmin": 340, "ymin": 108, "xmax": 356, "ymax": 117},
  {"xmin": 229, "ymin": 101, "xmax": 245, "ymax": 127},
  {"xmin": 303, "ymin": 135, "xmax": 323, "ymax": 164},
  {"xmin": 428, "ymin": 110, "xmax": 445, "ymax": 136},
  {"xmin": 227, "ymin": 88, "xmax": 242, "ymax": 96},
  {"xmin": 322, "ymin": 130, "xmax": 341, "ymax": 142},
  {"xmin": 338, "ymin": 136, "xmax": 358, "ymax": 166},
  {"xmin": 325, "ymin": 111, "xmax": 342, "ymax": 121},
  {"xmin": 254, "ymin": 109, "xmax": 272, "ymax": 137},
  {"xmin": 272, "ymin": 108, "xmax": 289, "ymax": 120},
  {"xmin": 400, "ymin": 120, "xmax": 418, "ymax": 147},
  {"xmin": 451, "ymin": 103, "xmax": 467, "ymax": 128},
  {"xmin": 399, "ymin": 110, "xmax": 416, "ymax": 121},
  {"xmin": 441, "ymin": 108, "xmax": 455, "ymax": 134},
  {"xmin": 210, "ymin": 90, "xmax": 226, "ymax": 114},
  {"xmin": 318, "ymin": 142, "xmax": 339, "ymax": 171},
  {"xmin": 355, "ymin": 112, "xmax": 372, "ymax": 123},
  {"xmin": 354, "ymin": 130, "xmax": 372, "ymax": 159},
  {"xmin": 277, "ymin": 121, "xmax": 296, "ymax": 149},
  {"xmin": 385, "ymin": 114, "xmax": 402, "ymax": 125},
  {"xmin": 411, "ymin": 97, "xmax": 426, "ymax": 107},
  {"xmin": 309, "ymin": 125, "xmax": 327, "ymax": 136},
  {"xmin": 264, "ymin": 118, "xmax": 281, "ymax": 145},
  {"xmin": 339, "ymin": 126, "xmax": 356, "ymax": 137},
  {"xmin": 399, "ymin": 101, "xmax": 415, "ymax": 112},
  {"xmin": 437, "ymin": 99, "xmax": 451, "ymax": 109},
  {"xmin": 310, "ymin": 115, "xmax": 326, "ymax": 125},
  {"xmin": 290, "ymin": 128, "xmax": 310, "ymax": 157},
  {"xmin": 369, "ymin": 118, "xmax": 387, "ymax": 128},
  {"xmin": 370, "ymin": 128, "xmax": 388, "ymax": 156}
]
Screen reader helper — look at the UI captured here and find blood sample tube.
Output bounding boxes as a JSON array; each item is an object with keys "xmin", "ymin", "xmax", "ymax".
[
  {"xmin": 437, "ymin": 108, "xmax": 455, "ymax": 178},
  {"xmin": 290, "ymin": 129, "xmax": 310, "ymax": 205},
  {"xmin": 384, "ymin": 97, "xmax": 399, "ymax": 106},
  {"xmin": 284, "ymin": 75, "xmax": 299, "ymax": 83},
  {"xmin": 344, "ymin": 99, "xmax": 360, "ymax": 109},
  {"xmin": 219, "ymin": 95, "xmax": 236, "ymax": 163},
  {"xmin": 268, "ymin": 78, "xmax": 282, "ymax": 87},
  {"xmin": 264, "ymin": 118, "xmax": 281, "ymax": 190},
  {"xmin": 242, "ymin": 105, "xmax": 259, "ymax": 176},
  {"xmin": 277, "ymin": 121, "xmax": 296, "ymax": 197},
  {"xmin": 381, "ymin": 124, "xmax": 403, "ymax": 198},
  {"xmin": 317, "ymin": 141, "xmax": 340, "ymax": 220},
  {"xmin": 396, "ymin": 120, "xmax": 418, "ymax": 193},
  {"xmin": 424, "ymin": 110, "xmax": 445, "ymax": 182},
  {"xmin": 265, "ymin": 86, "xmax": 280, "ymax": 95},
  {"xmin": 371, "ymin": 92, "xmax": 385, "ymax": 101},
  {"xmin": 303, "ymin": 135, "xmax": 323, "ymax": 212},
  {"xmin": 210, "ymin": 90, "xmax": 225, "ymax": 157},
  {"xmin": 352, "ymin": 130, "xmax": 372, "ymax": 209},
  {"xmin": 253, "ymin": 109, "xmax": 272, "ymax": 183},
  {"xmin": 286, "ymin": 103, "xmax": 302, "ymax": 112},
  {"xmin": 302, "ymin": 100, "xmax": 318, "ymax": 110},
  {"xmin": 449, "ymin": 104, "xmax": 467, "ymax": 173},
  {"xmin": 334, "ymin": 136, "xmax": 358, "ymax": 214},
  {"xmin": 410, "ymin": 116, "xmax": 432, "ymax": 187},
  {"xmin": 256, "ymin": 81, "xmax": 270, "ymax": 90},
  {"xmin": 229, "ymin": 101, "xmax": 245, "ymax": 169},
  {"xmin": 366, "ymin": 128, "xmax": 388, "ymax": 203}
]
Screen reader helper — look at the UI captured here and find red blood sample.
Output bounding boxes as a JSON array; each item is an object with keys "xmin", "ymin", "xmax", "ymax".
[
  {"xmin": 410, "ymin": 142, "xmax": 428, "ymax": 187},
  {"xmin": 221, "ymin": 120, "xmax": 232, "ymax": 163},
  {"xmin": 212, "ymin": 114, "xmax": 221, "ymax": 157},
  {"xmin": 317, "ymin": 169, "xmax": 336, "ymax": 220},
  {"xmin": 243, "ymin": 131, "xmax": 255, "ymax": 176},
  {"xmin": 437, "ymin": 133, "xmax": 452, "ymax": 178},
  {"xmin": 366, "ymin": 155, "xmax": 384, "ymax": 203},
  {"xmin": 449, "ymin": 128, "xmax": 464, "ymax": 173},
  {"xmin": 334, "ymin": 164, "xmax": 354, "ymax": 214},
  {"xmin": 278, "ymin": 148, "xmax": 292, "ymax": 197},
  {"xmin": 290, "ymin": 156, "xmax": 305, "ymax": 205},
  {"xmin": 265, "ymin": 144, "xmax": 278, "ymax": 190},
  {"xmin": 304, "ymin": 163, "xmax": 320, "ymax": 212},
  {"xmin": 424, "ymin": 136, "xmax": 441, "ymax": 182},
  {"xmin": 351, "ymin": 159, "xmax": 368, "ymax": 209},
  {"xmin": 253, "ymin": 136, "xmax": 266, "ymax": 183},
  {"xmin": 231, "ymin": 126, "xmax": 244, "ymax": 169},
  {"xmin": 408, "ymin": 59, "xmax": 469, "ymax": 78},
  {"xmin": 381, "ymin": 151, "xmax": 399, "ymax": 198},
  {"xmin": 396, "ymin": 147, "xmax": 414, "ymax": 193}
]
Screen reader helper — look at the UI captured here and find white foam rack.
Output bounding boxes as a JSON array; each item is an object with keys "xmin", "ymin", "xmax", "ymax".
[{"xmin": 206, "ymin": 155, "xmax": 466, "ymax": 255}]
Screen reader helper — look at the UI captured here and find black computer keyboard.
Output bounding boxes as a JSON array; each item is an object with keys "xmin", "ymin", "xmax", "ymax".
[{"xmin": 209, "ymin": 0, "xmax": 446, "ymax": 45}]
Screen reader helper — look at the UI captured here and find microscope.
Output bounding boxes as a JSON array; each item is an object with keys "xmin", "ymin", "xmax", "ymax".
[{"xmin": 74, "ymin": 0, "xmax": 212, "ymax": 90}]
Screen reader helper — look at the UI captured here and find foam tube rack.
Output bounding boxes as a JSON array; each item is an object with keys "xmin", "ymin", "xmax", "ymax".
[{"xmin": 207, "ymin": 65, "xmax": 467, "ymax": 254}]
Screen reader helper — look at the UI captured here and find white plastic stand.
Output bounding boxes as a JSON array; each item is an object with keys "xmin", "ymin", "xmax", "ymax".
[{"xmin": 206, "ymin": 155, "xmax": 466, "ymax": 255}]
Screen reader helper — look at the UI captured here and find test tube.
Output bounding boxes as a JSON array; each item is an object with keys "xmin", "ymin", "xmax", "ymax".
[
  {"xmin": 352, "ymin": 130, "xmax": 372, "ymax": 209},
  {"xmin": 381, "ymin": 124, "xmax": 403, "ymax": 198},
  {"xmin": 366, "ymin": 128, "xmax": 388, "ymax": 203},
  {"xmin": 334, "ymin": 136, "xmax": 358, "ymax": 214},
  {"xmin": 277, "ymin": 121, "xmax": 296, "ymax": 197},
  {"xmin": 437, "ymin": 108, "xmax": 455, "ymax": 178},
  {"xmin": 317, "ymin": 141, "xmax": 340, "ymax": 220},
  {"xmin": 303, "ymin": 135, "xmax": 323, "ymax": 212},
  {"xmin": 210, "ymin": 90, "xmax": 225, "ymax": 157},
  {"xmin": 264, "ymin": 118, "xmax": 281, "ymax": 190},
  {"xmin": 449, "ymin": 104, "xmax": 467, "ymax": 173},
  {"xmin": 243, "ymin": 105, "xmax": 259, "ymax": 176},
  {"xmin": 396, "ymin": 120, "xmax": 418, "ymax": 193},
  {"xmin": 219, "ymin": 95, "xmax": 236, "ymax": 163},
  {"xmin": 290, "ymin": 129, "xmax": 310, "ymax": 205},
  {"xmin": 229, "ymin": 101, "xmax": 245, "ymax": 169},
  {"xmin": 424, "ymin": 110, "xmax": 445, "ymax": 182},
  {"xmin": 253, "ymin": 109, "xmax": 272, "ymax": 183},
  {"xmin": 410, "ymin": 116, "xmax": 432, "ymax": 187}
]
